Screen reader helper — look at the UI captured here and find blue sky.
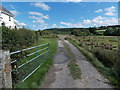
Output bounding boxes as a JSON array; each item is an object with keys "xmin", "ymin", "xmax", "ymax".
[{"xmin": 2, "ymin": 2, "xmax": 118, "ymax": 30}]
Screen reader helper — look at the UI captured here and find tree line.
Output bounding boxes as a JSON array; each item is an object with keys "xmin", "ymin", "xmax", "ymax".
[{"xmin": 41, "ymin": 25, "xmax": 120, "ymax": 36}]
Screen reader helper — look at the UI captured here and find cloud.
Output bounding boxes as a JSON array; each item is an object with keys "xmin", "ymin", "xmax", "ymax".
[
  {"xmin": 29, "ymin": 16, "xmax": 45, "ymax": 23},
  {"xmin": 66, "ymin": 0, "xmax": 82, "ymax": 2},
  {"xmin": 31, "ymin": 2, "xmax": 50, "ymax": 11},
  {"xmin": 83, "ymin": 16, "xmax": 118, "ymax": 26},
  {"xmin": 29, "ymin": 16, "xmax": 41, "ymax": 20},
  {"xmin": 29, "ymin": 12, "xmax": 49, "ymax": 24},
  {"xmin": 10, "ymin": 10, "xmax": 19, "ymax": 16},
  {"xmin": 51, "ymin": 24, "xmax": 58, "ymax": 28},
  {"xmin": 28, "ymin": 11, "xmax": 43, "ymax": 16},
  {"xmin": 60, "ymin": 16, "xmax": 118, "ymax": 28},
  {"xmin": 14, "ymin": 20, "xmax": 26, "ymax": 27},
  {"xmin": 50, "ymin": 24, "xmax": 65, "ymax": 28},
  {"xmin": 60, "ymin": 21, "xmax": 84, "ymax": 28},
  {"xmin": 94, "ymin": 6, "xmax": 117, "ymax": 16},
  {"xmin": 19, "ymin": 23, "xmax": 26, "ymax": 26},
  {"xmin": 95, "ymin": 9, "xmax": 103, "ymax": 13},
  {"xmin": 29, "ymin": 12, "xmax": 49, "ymax": 19},
  {"xmin": 41, "ymin": 15, "xmax": 49, "ymax": 19},
  {"xmin": 29, "ymin": 15, "xmax": 48, "ymax": 24},
  {"xmin": 36, "ymin": 24, "xmax": 48, "ymax": 30},
  {"xmin": 104, "ymin": 6, "xmax": 116, "ymax": 16},
  {"xmin": 33, "ymin": 19, "xmax": 45, "ymax": 23}
]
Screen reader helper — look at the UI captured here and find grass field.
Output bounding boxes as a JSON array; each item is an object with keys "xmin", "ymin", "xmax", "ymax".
[
  {"xmin": 65, "ymin": 35, "xmax": 120, "ymax": 88},
  {"xmin": 13, "ymin": 38, "xmax": 57, "ymax": 88},
  {"xmin": 95, "ymin": 29, "xmax": 106, "ymax": 35}
]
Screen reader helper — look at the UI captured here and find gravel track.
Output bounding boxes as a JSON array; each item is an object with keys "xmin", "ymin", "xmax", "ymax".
[{"xmin": 40, "ymin": 37, "xmax": 112, "ymax": 88}]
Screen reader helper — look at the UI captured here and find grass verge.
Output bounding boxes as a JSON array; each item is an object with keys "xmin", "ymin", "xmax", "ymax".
[
  {"xmin": 14, "ymin": 38, "xmax": 57, "ymax": 88},
  {"xmin": 63, "ymin": 41, "xmax": 81, "ymax": 79},
  {"xmin": 66, "ymin": 38, "xmax": 120, "ymax": 89}
]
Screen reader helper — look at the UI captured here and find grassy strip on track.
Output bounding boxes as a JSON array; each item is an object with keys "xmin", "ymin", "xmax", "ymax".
[
  {"xmin": 63, "ymin": 40, "xmax": 81, "ymax": 79},
  {"xmin": 66, "ymin": 38, "xmax": 120, "ymax": 88},
  {"xmin": 14, "ymin": 38, "xmax": 57, "ymax": 88}
]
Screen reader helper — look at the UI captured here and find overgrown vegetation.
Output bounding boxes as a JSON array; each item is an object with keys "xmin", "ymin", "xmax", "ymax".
[
  {"xmin": 63, "ymin": 41, "xmax": 81, "ymax": 79},
  {"xmin": 65, "ymin": 36, "xmax": 120, "ymax": 88},
  {"xmin": 2, "ymin": 26, "xmax": 40, "ymax": 52}
]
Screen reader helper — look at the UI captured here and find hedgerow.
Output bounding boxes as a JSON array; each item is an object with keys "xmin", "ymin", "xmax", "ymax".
[{"xmin": 2, "ymin": 26, "xmax": 40, "ymax": 52}]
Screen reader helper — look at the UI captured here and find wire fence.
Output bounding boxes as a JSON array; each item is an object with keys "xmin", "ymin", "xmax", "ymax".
[{"xmin": 10, "ymin": 43, "xmax": 49, "ymax": 84}]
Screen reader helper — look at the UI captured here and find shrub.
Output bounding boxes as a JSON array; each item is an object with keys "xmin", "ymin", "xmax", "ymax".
[{"xmin": 2, "ymin": 26, "xmax": 40, "ymax": 52}]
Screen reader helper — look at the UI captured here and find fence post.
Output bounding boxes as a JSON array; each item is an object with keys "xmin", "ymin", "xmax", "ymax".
[
  {"xmin": 0, "ymin": 50, "xmax": 3, "ymax": 88},
  {"xmin": 1, "ymin": 50, "xmax": 12, "ymax": 88}
]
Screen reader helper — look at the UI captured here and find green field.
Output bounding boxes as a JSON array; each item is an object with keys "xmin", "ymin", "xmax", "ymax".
[
  {"xmin": 95, "ymin": 29, "xmax": 106, "ymax": 35},
  {"xmin": 65, "ymin": 36, "xmax": 120, "ymax": 88}
]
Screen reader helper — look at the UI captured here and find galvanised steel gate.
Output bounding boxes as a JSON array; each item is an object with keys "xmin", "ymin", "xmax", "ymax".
[{"xmin": 10, "ymin": 43, "xmax": 49, "ymax": 84}]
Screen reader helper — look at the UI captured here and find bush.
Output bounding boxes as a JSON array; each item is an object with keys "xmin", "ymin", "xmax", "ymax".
[{"xmin": 2, "ymin": 26, "xmax": 40, "ymax": 52}]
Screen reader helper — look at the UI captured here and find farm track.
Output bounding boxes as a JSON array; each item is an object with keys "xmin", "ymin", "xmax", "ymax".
[{"xmin": 40, "ymin": 37, "xmax": 112, "ymax": 88}]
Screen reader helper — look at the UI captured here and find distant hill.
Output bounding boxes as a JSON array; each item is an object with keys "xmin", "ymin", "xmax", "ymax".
[{"xmin": 39, "ymin": 25, "xmax": 120, "ymax": 36}]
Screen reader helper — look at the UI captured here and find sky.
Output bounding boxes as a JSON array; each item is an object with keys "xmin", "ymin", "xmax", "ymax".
[{"xmin": 1, "ymin": 1, "xmax": 119, "ymax": 30}]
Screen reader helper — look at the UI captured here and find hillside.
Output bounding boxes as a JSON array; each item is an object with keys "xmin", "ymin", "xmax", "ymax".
[{"xmin": 39, "ymin": 25, "xmax": 120, "ymax": 36}]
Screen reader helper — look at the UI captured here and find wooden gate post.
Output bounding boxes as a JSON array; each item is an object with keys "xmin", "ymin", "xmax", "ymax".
[
  {"xmin": 0, "ymin": 50, "xmax": 3, "ymax": 88},
  {"xmin": 1, "ymin": 50, "xmax": 12, "ymax": 88}
]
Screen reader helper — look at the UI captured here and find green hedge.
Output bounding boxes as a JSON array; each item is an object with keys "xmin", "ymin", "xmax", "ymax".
[{"xmin": 2, "ymin": 26, "xmax": 40, "ymax": 52}]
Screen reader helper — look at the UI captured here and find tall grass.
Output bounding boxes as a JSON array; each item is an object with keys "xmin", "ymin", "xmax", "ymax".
[{"xmin": 66, "ymin": 37, "xmax": 120, "ymax": 88}]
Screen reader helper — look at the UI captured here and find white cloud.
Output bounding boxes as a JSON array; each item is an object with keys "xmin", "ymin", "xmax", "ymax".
[
  {"xmin": 95, "ymin": 6, "xmax": 117, "ymax": 16},
  {"xmin": 19, "ymin": 23, "xmax": 26, "ymax": 26},
  {"xmin": 83, "ymin": 16, "xmax": 118, "ymax": 26},
  {"xmin": 14, "ymin": 20, "xmax": 26, "ymax": 27},
  {"xmin": 66, "ymin": 0, "xmax": 82, "ymax": 2},
  {"xmin": 51, "ymin": 24, "xmax": 58, "ymax": 28},
  {"xmin": 41, "ymin": 15, "xmax": 49, "ymax": 19},
  {"xmin": 83, "ymin": 19, "xmax": 91, "ymax": 24},
  {"xmin": 29, "ymin": 12, "xmax": 49, "ymax": 19},
  {"xmin": 60, "ymin": 16, "xmax": 118, "ymax": 28},
  {"xmin": 29, "ymin": 16, "xmax": 41, "ymax": 20},
  {"xmin": 95, "ymin": 9, "xmax": 103, "ymax": 13},
  {"xmin": 104, "ymin": 6, "xmax": 116, "ymax": 16},
  {"xmin": 31, "ymin": 2, "xmax": 50, "ymax": 11},
  {"xmin": 37, "ymin": 24, "xmax": 48, "ymax": 30},
  {"xmin": 30, "ymin": 16, "xmax": 45, "ymax": 23},
  {"xmin": 10, "ymin": 10, "xmax": 19, "ymax": 16},
  {"xmin": 29, "ymin": 15, "xmax": 48, "ymax": 24},
  {"xmin": 28, "ymin": 11, "xmax": 43, "ymax": 16},
  {"xmin": 33, "ymin": 19, "xmax": 45, "ymax": 23},
  {"xmin": 29, "ymin": 12, "xmax": 49, "ymax": 24},
  {"xmin": 49, "ymin": 24, "xmax": 65, "ymax": 29},
  {"xmin": 105, "ymin": 12, "xmax": 116, "ymax": 16},
  {"xmin": 60, "ymin": 22, "xmax": 84, "ymax": 28}
]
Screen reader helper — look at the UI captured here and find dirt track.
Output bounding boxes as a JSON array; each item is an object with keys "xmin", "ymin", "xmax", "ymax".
[{"xmin": 40, "ymin": 37, "xmax": 112, "ymax": 88}]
